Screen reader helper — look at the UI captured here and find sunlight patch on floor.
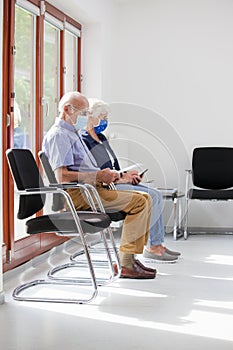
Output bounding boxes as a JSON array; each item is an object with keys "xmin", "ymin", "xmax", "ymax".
[
  {"xmin": 194, "ymin": 299, "xmax": 233, "ymax": 310},
  {"xmin": 193, "ymin": 275, "xmax": 233, "ymax": 281},
  {"xmin": 20, "ymin": 299, "xmax": 233, "ymax": 343},
  {"xmin": 205, "ymin": 254, "xmax": 233, "ymax": 265}
]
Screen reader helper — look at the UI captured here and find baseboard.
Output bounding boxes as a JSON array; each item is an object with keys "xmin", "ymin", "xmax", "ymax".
[
  {"xmin": 165, "ymin": 226, "xmax": 233, "ymax": 239},
  {"xmin": 187, "ymin": 226, "xmax": 233, "ymax": 234}
]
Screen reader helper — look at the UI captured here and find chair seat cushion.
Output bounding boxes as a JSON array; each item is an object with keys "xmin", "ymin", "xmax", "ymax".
[
  {"xmin": 26, "ymin": 211, "xmax": 111, "ymax": 235},
  {"xmin": 189, "ymin": 188, "xmax": 233, "ymax": 200}
]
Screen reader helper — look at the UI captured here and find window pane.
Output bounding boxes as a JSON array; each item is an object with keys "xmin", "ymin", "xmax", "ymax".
[
  {"xmin": 43, "ymin": 21, "xmax": 60, "ymax": 133},
  {"xmin": 14, "ymin": 5, "xmax": 36, "ymax": 240},
  {"xmin": 14, "ymin": 6, "xmax": 35, "ymax": 151},
  {"xmin": 64, "ymin": 30, "xmax": 78, "ymax": 92}
]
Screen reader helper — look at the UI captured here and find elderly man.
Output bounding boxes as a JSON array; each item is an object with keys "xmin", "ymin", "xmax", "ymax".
[{"xmin": 42, "ymin": 91, "xmax": 155, "ymax": 279}]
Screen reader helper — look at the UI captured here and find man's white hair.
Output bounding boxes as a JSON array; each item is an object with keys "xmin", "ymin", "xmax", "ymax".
[
  {"xmin": 88, "ymin": 98, "xmax": 110, "ymax": 117},
  {"xmin": 58, "ymin": 91, "xmax": 83, "ymax": 113}
]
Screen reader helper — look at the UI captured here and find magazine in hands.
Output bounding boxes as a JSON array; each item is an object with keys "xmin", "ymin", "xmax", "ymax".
[
  {"xmin": 119, "ymin": 163, "xmax": 143, "ymax": 173},
  {"xmin": 119, "ymin": 165, "xmax": 177, "ymax": 195}
]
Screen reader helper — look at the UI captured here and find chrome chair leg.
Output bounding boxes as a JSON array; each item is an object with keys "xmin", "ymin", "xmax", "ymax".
[
  {"xmin": 13, "ymin": 278, "xmax": 98, "ymax": 304},
  {"xmin": 183, "ymin": 197, "xmax": 189, "ymax": 240},
  {"xmin": 184, "ymin": 169, "xmax": 191, "ymax": 240},
  {"xmin": 48, "ymin": 227, "xmax": 120, "ymax": 286}
]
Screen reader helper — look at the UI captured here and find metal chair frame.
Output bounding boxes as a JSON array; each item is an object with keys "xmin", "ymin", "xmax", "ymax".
[
  {"xmin": 184, "ymin": 147, "xmax": 233, "ymax": 239},
  {"xmin": 6, "ymin": 149, "xmax": 121, "ymax": 304},
  {"xmin": 47, "ymin": 183, "xmax": 121, "ymax": 284},
  {"xmin": 38, "ymin": 151, "xmax": 122, "ymax": 265}
]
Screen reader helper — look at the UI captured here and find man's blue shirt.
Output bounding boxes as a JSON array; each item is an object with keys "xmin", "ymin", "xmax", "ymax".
[{"xmin": 42, "ymin": 118, "xmax": 99, "ymax": 172}]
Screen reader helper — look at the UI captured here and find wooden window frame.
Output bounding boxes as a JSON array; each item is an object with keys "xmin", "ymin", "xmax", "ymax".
[{"xmin": 2, "ymin": 0, "xmax": 82, "ymax": 272}]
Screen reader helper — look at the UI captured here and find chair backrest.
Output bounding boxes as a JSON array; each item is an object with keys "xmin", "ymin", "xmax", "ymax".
[
  {"xmin": 38, "ymin": 151, "xmax": 126, "ymax": 221},
  {"xmin": 192, "ymin": 147, "xmax": 233, "ymax": 190},
  {"xmin": 6, "ymin": 148, "xmax": 46, "ymax": 219},
  {"xmin": 38, "ymin": 151, "xmax": 58, "ymax": 184},
  {"xmin": 38, "ymin": 151, "xmax": 64, "ymax": 211}
]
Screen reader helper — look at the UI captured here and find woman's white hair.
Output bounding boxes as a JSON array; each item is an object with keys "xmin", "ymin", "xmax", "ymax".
[{"xmin": 88, "ymin": 98, "xmax": 110, "ymax": 117}]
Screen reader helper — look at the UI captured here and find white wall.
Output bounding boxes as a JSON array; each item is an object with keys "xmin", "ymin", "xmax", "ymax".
[
  {"xmin": 47, "ymin": 0, "xmax": 233, "ymax": 228},
  {"xmin": 0, "ymin": 0, "xmax": 4, "ymax": 304},
  {"xmin": 105, "ymin": 0, "xmax": 233, "ymax": 228},
  {"xmin": 48, "ymin": 0, "xmax": 119, "ymax": 98},
  {"xmin": 108, "ymin": 0, "xmax": 233, "ymax": 146}
]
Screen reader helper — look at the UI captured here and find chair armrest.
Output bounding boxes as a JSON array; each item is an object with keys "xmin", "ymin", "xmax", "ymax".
[
  {"xmin": 49, "ymin": 182, "xmax": 78, "ymax": 188},
  {"xmin": 47, "ymin": 182, "xmax": 96, "ymax": 210},
  {"xmin": 25, "ymin": 187, "xmax": 57, "ymax": 193},
  {"xmin": 83, "ymin": 184, "xmax": 106, "ymax": 213},
  {"xmin": 49, "ymin": 182, "xmax": 107, "ymax": 214},
  {"xmin": 53, "ymin": 183, "xmax": 98, "ymax": 212},
  {"xmin": 23, "ymin": 184, "xmax": 100, "ymax": 214}
]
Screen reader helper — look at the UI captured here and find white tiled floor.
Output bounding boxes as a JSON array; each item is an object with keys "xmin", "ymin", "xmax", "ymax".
[{"xmin": 1, "ymin": 234, "xmax": 233, "ymax": 350}]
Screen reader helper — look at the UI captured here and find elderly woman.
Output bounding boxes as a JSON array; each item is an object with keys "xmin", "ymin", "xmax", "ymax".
[{"xmin": 81, "ymin": 98, "xmax": 181, "ymax": 262}]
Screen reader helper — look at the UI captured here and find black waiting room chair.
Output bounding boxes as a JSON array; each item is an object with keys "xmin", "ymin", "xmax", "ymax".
[
  {"xmin": 38, "ymin": 151, "xmax": 126, "ymax": 262},
  {"xmin": 184, "ymin": 147, "xmax": 233, "ymax": 239},
  {"xmin": 6, "ymin": 148, "xmax": 121, "ymax": 304},
  {"xmin": 38, "ymin": 150, "xmax": 127, "ymax": 221}
]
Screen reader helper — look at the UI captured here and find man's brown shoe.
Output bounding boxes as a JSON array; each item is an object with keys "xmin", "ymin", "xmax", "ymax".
[
  {"xmin": 134, "ymin": 259, "xmax": 157, "ymax": 275},
  {"xmin": 120, "ymin": 263, "xmax": 155, "ymax": 279}
]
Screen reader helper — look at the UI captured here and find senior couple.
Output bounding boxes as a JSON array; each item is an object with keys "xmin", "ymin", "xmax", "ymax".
[{"xmin": 42, "ymin": 91, "xmax": 181, "ymax": 280}]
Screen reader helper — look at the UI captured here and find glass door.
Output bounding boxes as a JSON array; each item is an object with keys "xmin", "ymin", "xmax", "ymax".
[
  {"xmin": 2, "ymin": 0, "xmax": 82, "ymax": 272},
  {"xmin": 43, "ymin": 19, "xmax": 60, "ymax": 134},
  {"xmin": 41, "ymin": 16, "xmax": 67, "ymax": 248},
  {"xmin": 64, "ymin": 30, "xmax": 78, "ymax": 93},
  {"xmin": 13, "ymin": 5, "xmax": 36, "ymax": 240}
]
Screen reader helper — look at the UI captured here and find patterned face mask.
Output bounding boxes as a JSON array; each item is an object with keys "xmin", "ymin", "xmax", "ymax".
[{"xmin": 94, "ymin": 119, "xmax": 108, "ymax": 134}]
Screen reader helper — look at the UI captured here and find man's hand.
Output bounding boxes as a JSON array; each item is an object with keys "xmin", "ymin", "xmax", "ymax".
[
  {"xmin": 116, "ymin": 170, "xmax": 141, "ymax": 185},
  {"xmin": 96, "ymin": 168, "xmax": 120, "ymax": 184}
]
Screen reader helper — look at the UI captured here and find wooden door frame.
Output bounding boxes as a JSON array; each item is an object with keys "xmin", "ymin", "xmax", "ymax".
[{"xmin": 2, "ymin": 0, "xmax": 82, "ymax": 273}]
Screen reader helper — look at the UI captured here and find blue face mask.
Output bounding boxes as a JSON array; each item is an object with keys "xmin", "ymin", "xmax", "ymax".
[
  {"xmin": 94, "ymin": 119, "xmax": 108, "ymax": 134},
  {"xmin": 74, "ymin": 115, "xmax": 88, "ymax": 130}
]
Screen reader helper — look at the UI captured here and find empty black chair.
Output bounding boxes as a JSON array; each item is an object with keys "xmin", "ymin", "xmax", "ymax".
[
  {"xmin": 184, "ymin": 147, "xmax": 233, "ymax": 239},
  {"xmin": 6, "ymin": 148, "xmax": 121, "ymax": 303}
]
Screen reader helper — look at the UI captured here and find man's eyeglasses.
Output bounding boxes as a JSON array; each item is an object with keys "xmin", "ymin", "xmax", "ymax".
[{"xmin": 69, "ymin": 105, "xmax": 90, "ymax": 116}]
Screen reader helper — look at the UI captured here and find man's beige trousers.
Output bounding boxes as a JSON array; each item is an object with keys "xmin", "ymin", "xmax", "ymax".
[{"xmin": 66, "ymin": 187, "xmax": 152, "ymax": 254}]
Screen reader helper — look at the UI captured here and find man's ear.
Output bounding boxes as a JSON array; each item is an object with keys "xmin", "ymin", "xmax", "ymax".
[{"xmin": 64, "ymin": 104, "xmax": 71, "ymax": 113}]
